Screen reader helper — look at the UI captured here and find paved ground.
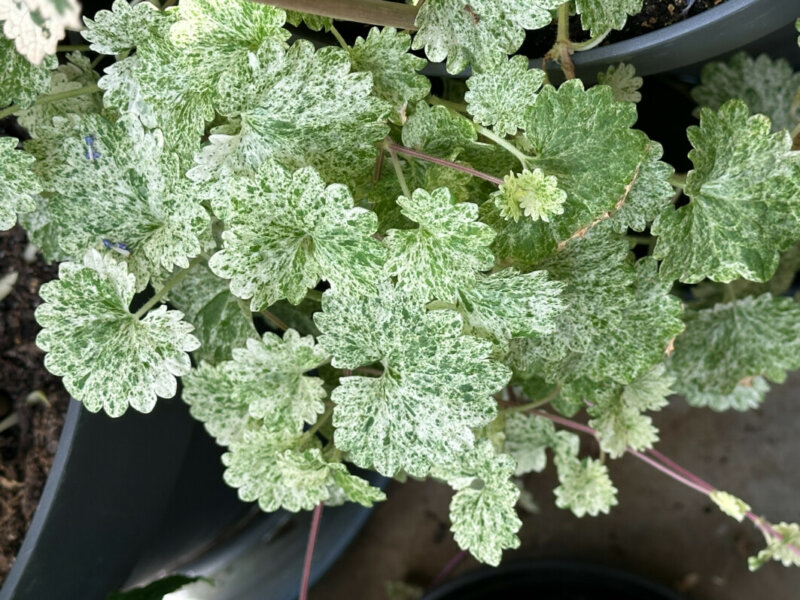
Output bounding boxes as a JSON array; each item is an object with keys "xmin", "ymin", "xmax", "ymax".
[{"xmin": 312, "ymin": 372, "xmax": 800, "ymax": 600}]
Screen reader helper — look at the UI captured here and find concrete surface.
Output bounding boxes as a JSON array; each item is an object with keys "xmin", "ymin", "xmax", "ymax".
[{"xmin": 312, "ymin": 372, "xmax": 800, "ymax": 600}]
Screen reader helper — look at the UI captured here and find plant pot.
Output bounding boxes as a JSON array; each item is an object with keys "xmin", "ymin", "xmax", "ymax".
[
  {"xmin": 423, "ymin": 560, "xmax": 685, "ymax": 600},
  {"xmin": 0, "ymin": 398, "xmax": 194, "ymax": 600},
  {"xmin": 123, "ymin": 421, "xmax": 388, "ymax": 600},
  {"xmin": 420, "ymin": 0, "xmax": 800, "ymax": 79}
]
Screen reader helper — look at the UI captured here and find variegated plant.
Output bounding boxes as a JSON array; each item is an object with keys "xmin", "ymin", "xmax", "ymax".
[{"xmin": 1, "ymin": 0, "xmax": 800, "ymax": 571}]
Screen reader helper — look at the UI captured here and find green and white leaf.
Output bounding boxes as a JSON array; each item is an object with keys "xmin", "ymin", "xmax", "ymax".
[
  {"xmin": 653, "ymin": 100, "xmax": 800, "ymax": 283},
  {"xmin": 553, "ymin": 454, "xmax": 618, "ymax": 517},
  {"xmin": 25, "ymin": 113, "xmax": 211, "ymax": 289},
  {"xmin": 710, "ymin": 490, "xmax": 751, "ymax": 523},
  {"xmin": 503, "ymin": 412, "xmax": 557, "ymax": 476},
  {"xmin": 457, "ymin": 268, "xmax": 564, "ymax": 346},
  {"xmin": 16, "ymin": 52, "xmax": 103, "ymax": 138},
  {"xmin": 492, "ymin": 168, "xmax": 566, "ymax": 223},
  {"xmin": 587, "ymin": 364, "xmax": 673, "ymax": 458},
  {"xmin": 385, "ymin": 187, "xmax": 495, "ymax": 303},
  {"xmin": 223, "ymin": 426, "xmax": 385, "ymax": 512},
  {"xmin": 667, "ymin": 293, "xmax": 800, "ymax": 411},
  {"xmin": 190, "ymin": 41, "xmax": 390, "ymax": 189},
  {"xmin": 748, "ymin": 522, "xmax": 800, "ymax": 570},
  {"xmin": 465, "ymin": 56, "xmax": 545, "ymax": 136},
  {"xmin": 315, "ymin": 285, "xmax": 510, "ymax": 477},
  {"xmin": 597, "ymin": 63, "xmax": 643, "ymax": 104},
  {"xmin": 0, "ymin": 0, "xmax": 81, "ymax": 64},
  {"xmin": 575, "ymin": 0, "xmax": 643, "ymax": 36},
  {"xmin": 349, "ymin": 27, "xmax": 430, "ymax": 124},
  {"xmin": 523, "ymin": 81, "xmax": 654, "ymax": 244},
  {"xmin": 94, "ymin": 0, "xmax": 289, "ymax": 165},
  {"xmin": 168, "ymin": 262, "xmax": 257, "ymax": 365},
  {"xmin": 182, "ymin": 361, "xmax": 251, "ymax": 445},
  {"xmin": 412, "ymin": 0, "xmax": 562, "ymax": 74},
  {"xmin": 0, "ymin": 137, "xmax": 39, "ymax": 231},
  {"xmin": 35, "ymin": 249, "xmax": 199, "ymax": 417},
  {"xmin": 82, "ymin": 0, "xmax": 174, "ymax": 55},
  {"xmin": 432, "ymin": 440, "xmax": 521, "ymax": 565},
  {"xmin": 401, "ymin": 101, "xmax": 476, "ymax": 158},
  {"xmin": 0, "ymin": 36, "xmax": 57, "ymax": 108},
  {"xmin": 692, "ymin": 53, "xmax": 800, "ymax": 132},
  {"xmin": 285, "ymin": 10, "xmax": 331, "ymax": 32},
  {"xmin": 209, "ymin": 162, "xmax": 385, "ymax": 310}
]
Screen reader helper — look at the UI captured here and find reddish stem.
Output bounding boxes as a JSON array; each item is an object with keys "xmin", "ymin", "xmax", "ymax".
[
  {"xmin": 429, "ymin": 550, "xmax": 468, "ymax": 589},
  {"xmin": 299, "ymin": 504, "xmax": 324, "ymax": 600},
  {"xmin": 386, "ymin": 142, "xmax": 505, "ymax": 186},
  {"xmin": 647, "ymin": 447, "xmax": 715, "ymax": 492}
]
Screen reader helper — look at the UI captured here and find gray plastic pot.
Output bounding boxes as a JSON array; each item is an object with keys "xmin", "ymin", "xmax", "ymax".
[{"xmin": 421, "ymin": 0, "xmax": 800, "ymax": 79}]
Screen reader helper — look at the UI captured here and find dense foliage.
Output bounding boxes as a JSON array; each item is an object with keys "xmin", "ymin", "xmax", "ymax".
[{"xmin": 2, "ymin": 0, "xmax": 800, "ymax": 570}]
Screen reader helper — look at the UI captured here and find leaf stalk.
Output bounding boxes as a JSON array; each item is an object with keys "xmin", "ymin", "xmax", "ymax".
[{"xmin": 0, "ymin": 84, "xmax": 102, "ymax": 120}]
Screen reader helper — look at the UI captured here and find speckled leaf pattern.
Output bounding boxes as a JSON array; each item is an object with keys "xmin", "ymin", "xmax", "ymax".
[
  {"xmin": 653, "ymin": 100, "xmax": 800, "ymax": 283},
  {"xmin": 710, "ymin": 490, "xmax": 751, "ymax": 523},
  {"xmin": 597, "ymin": 63, "xmax": 642, "ymax": 103},
  {"xmin": 465, "ymin": 56, "xmax": 545, "ymax": 136},
  {"xmin": 16, "ymin": 52, "xmax": 103, "ymax": 138},
  {"xmin": 667, "ymin": 294, "xmax": 800, "ymax": 411},
  {"xmin": 35, "ymin": 249, "xmax": 199, "ymax": 417},
  {"xmin": 587, "ymin": 364, "xmax": 673, "ymax": 458},
  {"xmin": 492, "ymin": 168, "xmax": 567, "ymax": 223},
  {"xmin": 749, "ymin": 522, "xmax": 800, "ymax": 570},
  {"xmin": 223, "ymin": 426, "xmax": 385, "ymax": 512},
  {"xmin": 458, "ymin": 268, "xmax": 564, "ymax": 345},
  {"xmin": 349, "ymin": 27, "xmax": 430, "ymax": 124},
  {"xmin": 692, "ymin": 53, "xmax": 800, "ymax": 132},
  {"xmin": 0, "ymin": 137, "xmax": 39, "ymax": 230},
  {"xmin": 384, "ymin": 187, "xmax": 495, "ymax": 303},
  {"xmin": 0, "ymin": 36, "xmax": 57, "ymax": 108},
  {"xmin": 553, "ymin": 455, "xmax": 618, "ymax": 517},
  {"xmin": 510, "ymin": 235, "xmax": 683, "ymax": 386},
  {"xmin": 190, "ymin": 41, "xmax": 390, "ymax": 189},
  {"xmin": 25, "ymin": 113, "xmax": 211, "ymax": 290},
  {"xmin": 432, "ymin": 440, "xmax": 521, "ymax": 565},
  {"xmin": 412, "ymin": 0, "xmax": 562, "ymax": 74},
  {"xmin": 209, "ymin": 162, "xmax": 385, "ymax": 310},
  {"xmin": 184, "ymin": 328, "xmax": 328, "ymax": 441},
  {"xmin": 285, "ymin": 10, "xmax": 332, "ymax": 32},
  {"xmin": 93, "ymin": 0, "xmax": 289, "ymax": 165},
  {"xmin": 401, "ymin": 101, "xmax": 476, "ymax": 158},
  {"xmin": 182, "ymin": 361, "xmax": 251, "ymax": 445},
  {"xmin": 0, "ymin": 0, "xmax": 80, "ymax": 64},
  {"xmin": 315, "ymin": 285, "xmax": 511, "ymax": 477},
  {"xmin": 168, "ymin": 262, "xmax": 257, "ymax": 365},
  {"xmin": 575, "ymin": 0, "xmax": 643, "ymax": 36},
  {"xmin": 83, "ymin": 0, "xmax": 174, "ymax": 55},
  {"xmin": 523, "ymin": 81, "xmax": 653, "ymax": 244},
  {"xmin": 503, "ymin": 412, "xmax": 556, "ymax": 476}
]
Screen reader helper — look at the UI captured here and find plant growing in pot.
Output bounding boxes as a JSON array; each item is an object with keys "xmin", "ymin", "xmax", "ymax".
[{"xmin": 2, "ymin": 1, "xmax": 800, "ymax": 598}]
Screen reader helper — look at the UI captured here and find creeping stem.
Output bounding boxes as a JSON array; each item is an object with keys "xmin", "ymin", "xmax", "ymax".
[
  {"xmin": 475, "ymin": 125, "xmax": 532, "ymax": 167},
  {"xmin": 386, "ymin": 141, "xmax": 504, "ymax": 186},
  {"xmin": 0, "ymin": 84, "xmax": 102, "ymax": 120}
]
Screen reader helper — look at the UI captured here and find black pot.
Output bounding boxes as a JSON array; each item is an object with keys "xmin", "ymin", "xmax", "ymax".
[
  {"xmin": 421, "ymin": 0, "xmax": 800, "ymax": 79},
  {"xmin": 423, "ymin": 560, "xmax": 685, "ymax": 600},
  {"xmin": 123, "ymin": 421, "xmax": 388, "ymax": 600},
  {"xmin": 0, "ymin": 398, "xmax": 194, "ymax": 600}
]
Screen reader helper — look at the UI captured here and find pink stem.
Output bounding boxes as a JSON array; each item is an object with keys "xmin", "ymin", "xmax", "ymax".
[
  {"xmin": 429, "ymin": 550, "xmax": 468, "ymax": 588},
  {"xmin": 386, "ymin": 142, "xmax": 505, "ymax": 186},
  {"xmin": 647, "ymin": 447, "xmax": 715, "ymax": 492},
  {"xmin": 528, "ymin": 409, "xmax": 800, "ymax": 561},
  {"xmin": 299, "ymin": 504, "xmax": 324, "ymax": 600}
]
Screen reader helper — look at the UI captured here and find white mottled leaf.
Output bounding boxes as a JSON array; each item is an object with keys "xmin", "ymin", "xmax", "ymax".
[
  {"xmin": 0, "ymin": 35, "xmax": 57, "ymax": 107},
  {"xmin": 35, "ymin": 249, "xmax": 199, "ymax": 417},
  {"xmin": 710, "ymin": 490, "xmax": 751, "ymax": 523},
  {"xmin": 653, "ymin": 100, "xmax": 800, "ymax": 283},
  {"xmin": 575, "ymin": 0, "xmax": 643, "ymax": 36},
  {"xmin": 209, "ymin": 162, "xmax": 385, "ymax": 310},
  {"xmin": 749, "ymin": 522, "xmax": 800, "ymax": 570},
  {"xmin": 432, "ymin": 440, "xmax": 521, "ymax": 565},
  {"xmin": 553, "ymin": 454, "xmax": 618, "ymax": 517},
  {"xmin": 668, "ymin": 293, "xmax": 800, "ymax": 411},
  {"xmin": 597, "ymin": 63, "xmax": 642, "ymax": 104},
  {"xmin": 0, "ymin": 0, "xmax": 81, "ymax": 64},
  {"xmin": 465, "ymin": 56, "xmax": 545, "ymax": 136},
  {"xmin": 0, "ymin": 137, "xmax": 39, "ymax": 230},
  {"xmin": 349, "ymin": 27, "xmax": 429, "ymax": 124},
  {"xmin": 412, "ymin": 0, "xmax": 562, "ymax": 74},
  {"xmin": 401, "ymin": 101, "xmax": 476, "ymax": 158},
  {"xmin": 503, "ymin": 412, "xmax": 556, "ymax": 476},
  {"xmin": 315, "ymin": 284, "xmax": 510, "ymax": 477},
  {"xmin": 692, "ymin": 53, "xmax": 800, "ymax": 132},
  {"xmin": 492, "ymin": 168, "xmax": 566, "ymax": 223}
]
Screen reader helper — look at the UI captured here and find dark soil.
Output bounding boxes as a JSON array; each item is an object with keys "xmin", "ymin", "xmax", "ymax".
[
  {"xmin": 0, "ymin": 226, "xmax": 69, "ymax": 581},
  {"xmin": 521, "ymin": 0, "xmax": 729, "ymax": 61}
]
